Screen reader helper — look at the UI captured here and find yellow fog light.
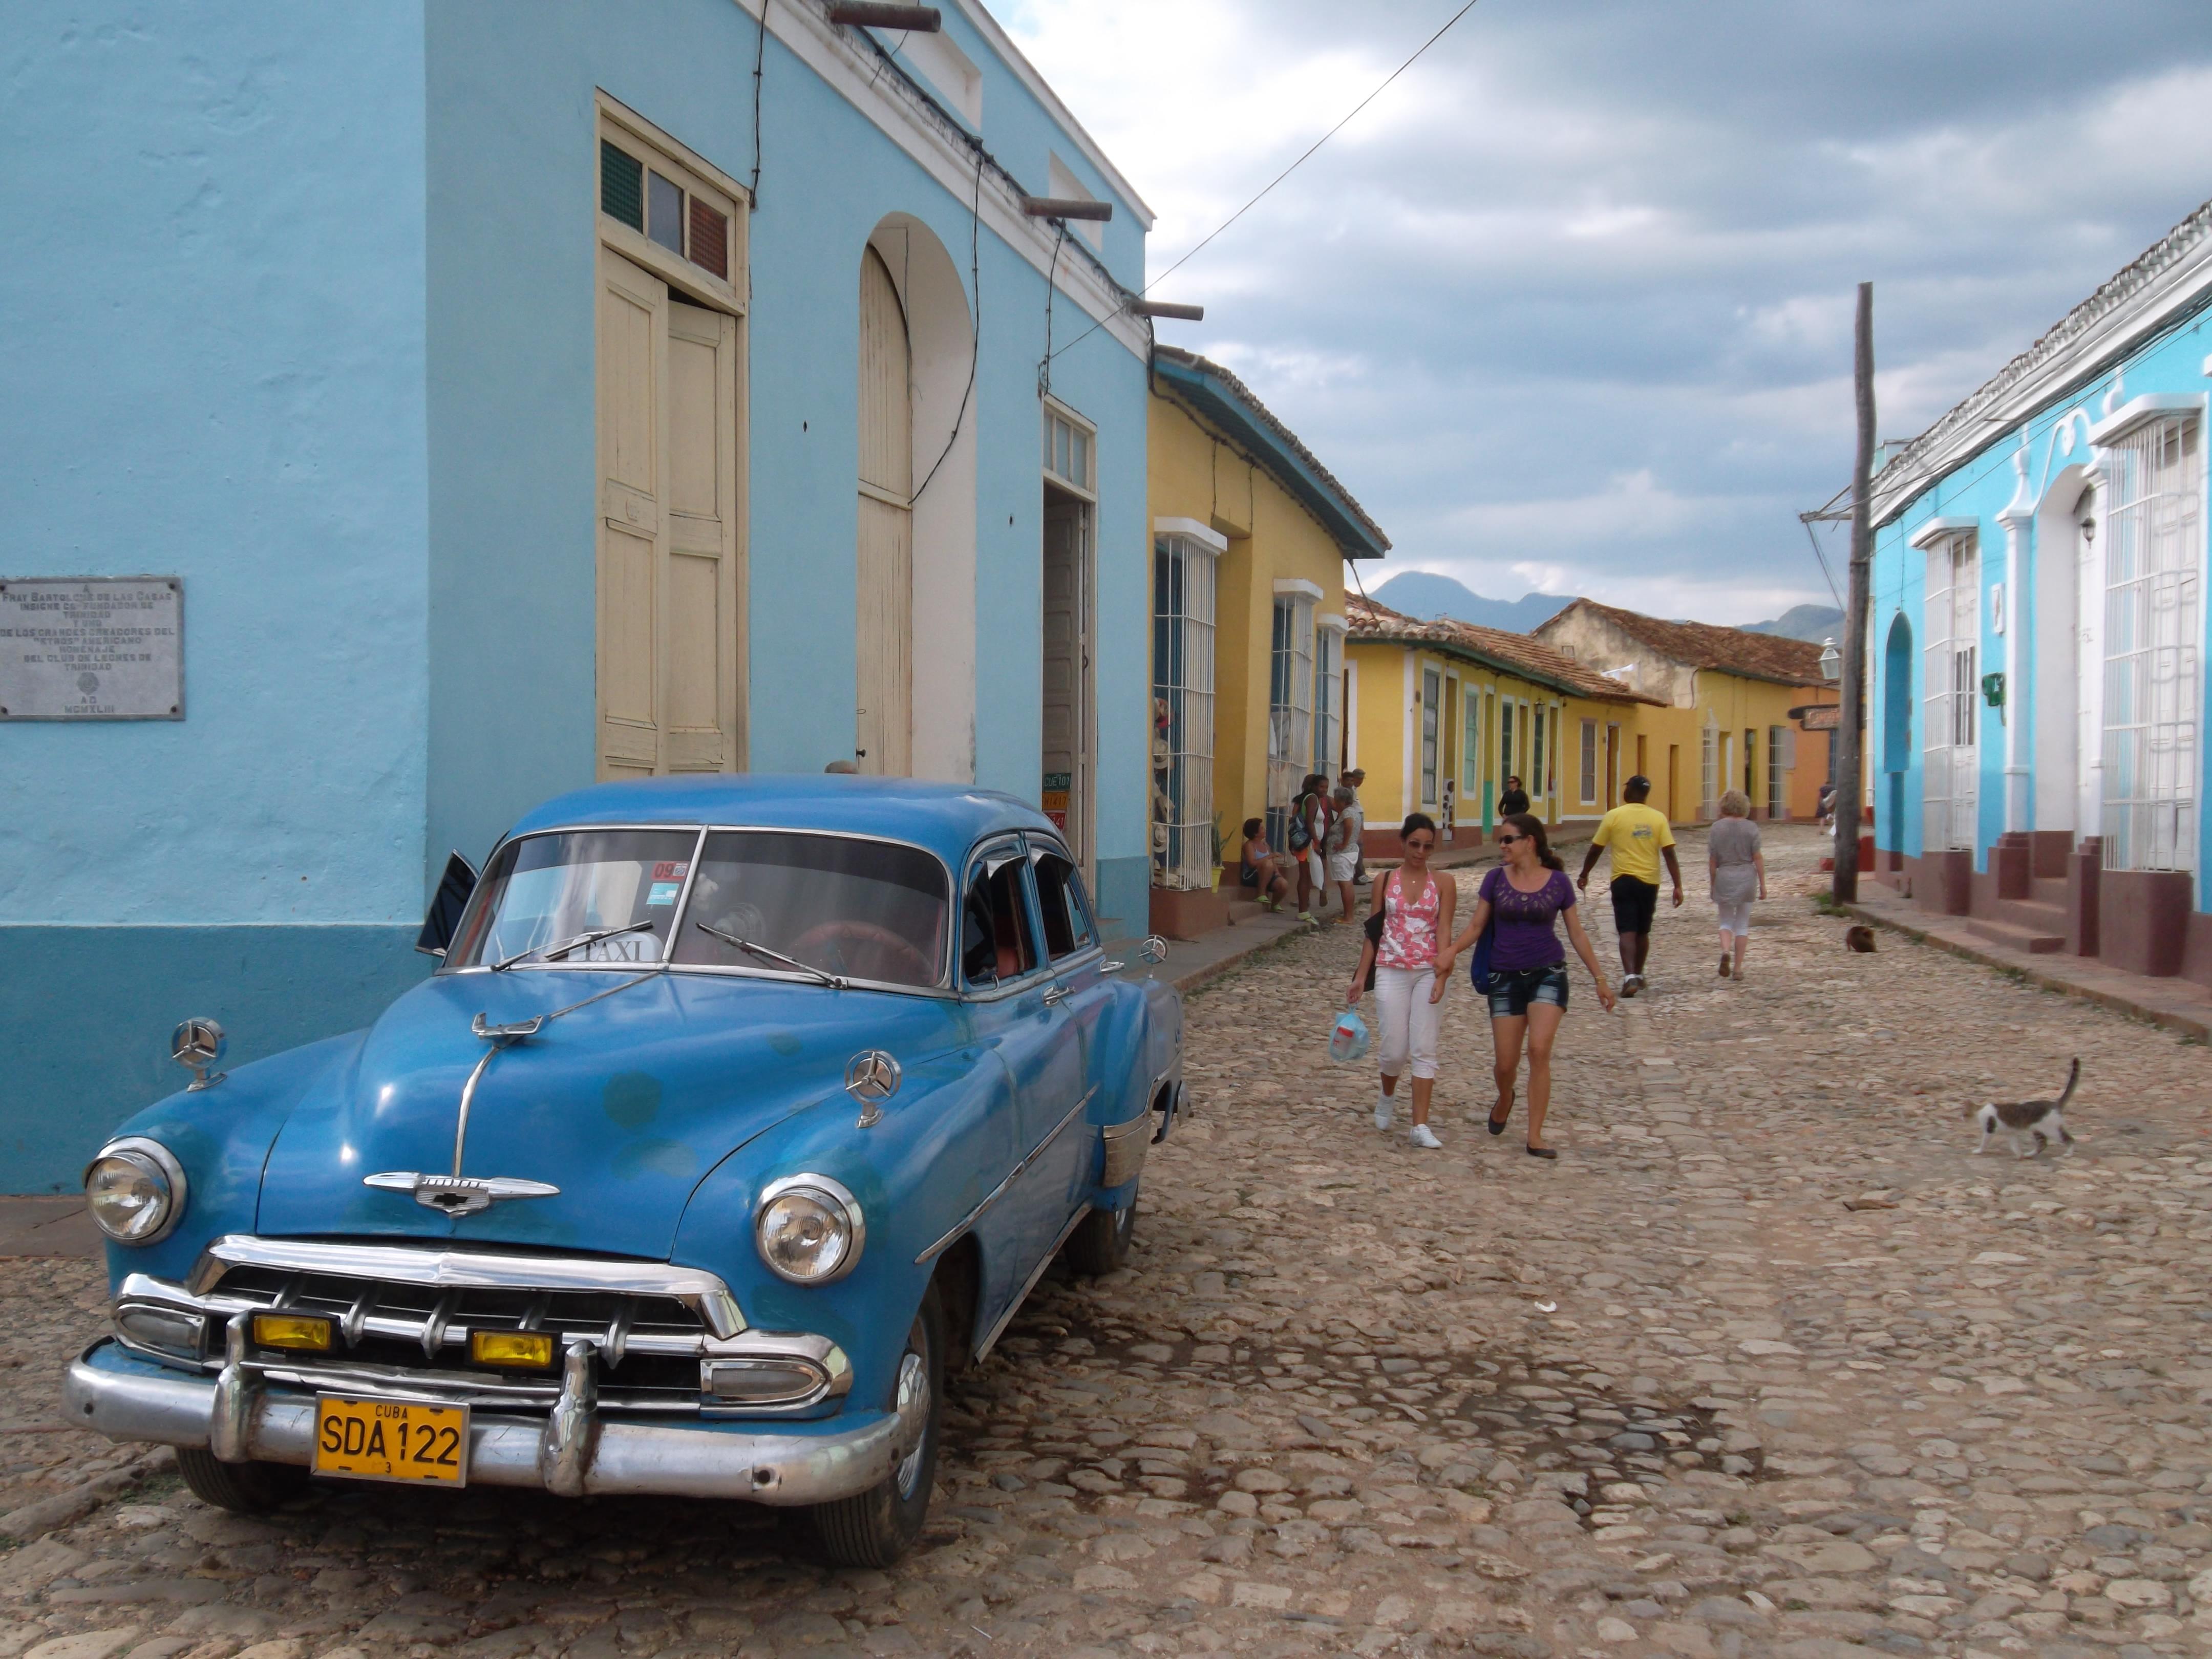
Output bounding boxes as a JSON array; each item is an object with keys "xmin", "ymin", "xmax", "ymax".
[
  {"xmin": 251, "ymin": 1313, "xmax": 332, "ymax": 1352},
  {"xmin": 471, "ymin": 1330, "xmax": 555, "ymax": 1369}
]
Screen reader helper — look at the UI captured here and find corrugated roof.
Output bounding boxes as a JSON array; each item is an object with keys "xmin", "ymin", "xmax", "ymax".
[
  {"xmin": 1152, "ymin": 346, "xmax": 1390, "ymax": 560},
  {"xmin": 1545, "ymin": 599, "xmax": 1830, "ymax": 688},
  {"xmin": 1346, "ymin": 594, "xmax": 1665, "ymax": 706}
]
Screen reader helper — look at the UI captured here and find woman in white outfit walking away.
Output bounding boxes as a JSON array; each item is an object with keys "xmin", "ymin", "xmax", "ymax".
[
  {"xmin": 1346, "ymin": 813, "xmax": 1454, "ymax": 1149},
  {"xmin": 1708, "ymin": 789, "xmax": 1766, "ymax": 980}
]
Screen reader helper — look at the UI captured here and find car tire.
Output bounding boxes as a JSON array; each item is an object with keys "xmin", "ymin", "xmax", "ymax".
[
  {"xmin": 174, "ymin": 1447, "xmax": 307, "ymax": 1513},
  {"xmin": 808, "ymin": 1282, "xmax": 945, "ymax": 1568},
  {"xmin": 1062, "ymin": 1186, "xmax": 1136, "ymax": 1277}
]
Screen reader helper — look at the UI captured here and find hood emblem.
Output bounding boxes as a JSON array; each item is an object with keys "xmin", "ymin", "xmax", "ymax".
[
  {"xmin": 365, "ymin": 1171, "xmax": 561, "ymax": 1216},
  {"xmin": 845, "ymin": 1050, "xmax": 902, "ymax": 1128}
]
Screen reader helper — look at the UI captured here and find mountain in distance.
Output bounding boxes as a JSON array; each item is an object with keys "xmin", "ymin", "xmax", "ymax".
[
  {"xmin": 1741, "ymin": 603, "xmax": 1844, "ymax": 643},
  {"xmin": 1367, "ymin": 570, "xmax": 1571, "ymax": 633}
]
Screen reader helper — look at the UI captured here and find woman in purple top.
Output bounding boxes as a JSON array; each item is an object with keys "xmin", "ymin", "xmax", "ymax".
[{"xmin": 1433, "ymin": 813, "xmax": 1613, "ymax": 1157}]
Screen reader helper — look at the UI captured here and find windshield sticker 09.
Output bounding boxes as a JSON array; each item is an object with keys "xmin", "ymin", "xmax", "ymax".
[{"xmin": 652, "ymin": 862, "xmax": 690, "ymax": 881}]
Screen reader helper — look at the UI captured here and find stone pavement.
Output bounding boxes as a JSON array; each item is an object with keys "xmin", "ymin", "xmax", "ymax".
[{"xmin": 9, "ymin": 822, "xmax": 2212, "ymax": 1659}]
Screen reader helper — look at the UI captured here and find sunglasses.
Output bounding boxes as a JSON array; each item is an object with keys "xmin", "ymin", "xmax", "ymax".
[
  {"xmin": 1497, "ymin": 833, "xmax": 1527, "ymax": 845},
  {"xmin": 1405, "ymin": 837, "xmax": 1436, "ymax": 851}
]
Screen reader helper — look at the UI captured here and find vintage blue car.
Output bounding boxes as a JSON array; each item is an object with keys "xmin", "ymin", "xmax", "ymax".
[{"xmin": 65, "ymin": 776, "xmax": 1183, "ymax": 1564}]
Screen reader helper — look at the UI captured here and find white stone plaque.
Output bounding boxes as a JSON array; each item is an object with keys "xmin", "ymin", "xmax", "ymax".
[{"xmin": 0, "ymin": 577, "xmax": 185, "ymax": 720}]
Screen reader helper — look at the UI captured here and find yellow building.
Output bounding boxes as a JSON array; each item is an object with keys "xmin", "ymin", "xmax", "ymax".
[
  {"xmin": 1146, "ymin": 347, "xmax": 1390, "ymax": 935},
  {"xmin": 1532, "ymin": 600, "xmax": 1838, "ymax": 822},
  {"xmin": 1343, "ymin": 597, "xmax": 1666, "ymax": 855}
]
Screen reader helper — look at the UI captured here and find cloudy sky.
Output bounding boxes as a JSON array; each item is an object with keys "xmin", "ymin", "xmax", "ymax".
[{"xmin": 1003, "ymin": 0, "xmax": 2212, "ymax": 624}]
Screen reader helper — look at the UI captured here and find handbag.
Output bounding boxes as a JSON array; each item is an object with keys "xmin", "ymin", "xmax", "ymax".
[
  {"xmin": 1363, "ymin": 906, "xmax": 1385, "ymax": 991},
  {"xmin": 1468, "ymin": 871, "xmax": 1498, "ymax": 993}
]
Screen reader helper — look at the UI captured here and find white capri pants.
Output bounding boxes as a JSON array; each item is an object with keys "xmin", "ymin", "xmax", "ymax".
[
  {"xmin": 1716, "ymin": 897, "xmax": 1753, "ymax": 936},
  {"xmin": 1373, "ymin": 964, "xmax": 1444, "ymax": 1080}
]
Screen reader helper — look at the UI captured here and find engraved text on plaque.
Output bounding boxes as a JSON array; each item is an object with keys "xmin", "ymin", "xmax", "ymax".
[{"xmin": 0, "ymin": 578, "xmax": 185, "ymax": 720}]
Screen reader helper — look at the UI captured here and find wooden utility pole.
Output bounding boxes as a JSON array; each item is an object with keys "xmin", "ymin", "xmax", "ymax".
[{"xmin": 1833, "ymin": 282, "xmax": 1876, "ymax": 903}]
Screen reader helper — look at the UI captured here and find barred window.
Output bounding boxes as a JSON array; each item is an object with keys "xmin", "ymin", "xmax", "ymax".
[
  {"xmin": 1266, "ymin": 593, "xmax": 1315, "ymax": 846},
  {"xmin": 1151, "ymin": 533, "xmax": 1219, "ymax": 890},
  {"xmin": 2103, "ymin": 416, "xmax": 2202, "ymax": 872},
  {"xmin": 1923, "ymin": 531, "xmax": 1979, "ymax": 852}
]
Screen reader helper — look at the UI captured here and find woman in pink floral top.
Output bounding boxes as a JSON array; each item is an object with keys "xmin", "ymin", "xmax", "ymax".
[{"xmin": 1345, "ymin": 812, "xmax": 1456, "ymax": 1150}]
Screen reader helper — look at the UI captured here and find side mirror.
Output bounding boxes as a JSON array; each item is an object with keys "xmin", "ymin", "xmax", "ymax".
[{"xmin": 415, "ymin": 850, "xmax": 479, "ymax": 958}]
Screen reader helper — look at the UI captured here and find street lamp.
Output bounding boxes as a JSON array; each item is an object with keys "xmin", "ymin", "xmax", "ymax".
[{"xmin": 1818, "ymin": 637, "xmax": 1841, "ymax": 682}]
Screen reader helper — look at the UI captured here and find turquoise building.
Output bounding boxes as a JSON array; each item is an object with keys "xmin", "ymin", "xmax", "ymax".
[
  {"xmin": 1, "ymin": 2, "xmax": 1155, "ymax": 1189},
  {"xmin": 1865, "ymin": 198, "xmax": 2212, "ymax": 982}
]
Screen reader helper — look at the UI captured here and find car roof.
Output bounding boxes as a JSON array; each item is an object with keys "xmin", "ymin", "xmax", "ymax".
[{"xmin": 504, "ymin": 774, "xmax": 1060, "ymax": 868}]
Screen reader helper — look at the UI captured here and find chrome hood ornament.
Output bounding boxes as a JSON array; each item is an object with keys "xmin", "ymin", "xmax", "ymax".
[
  {"xmin": 845, "ymin": 1049, "xmax": 901, "ymax": 1127},
  {"xmin": 362, "ymin": 1171, "xmax": 561, "ymax": 1217}
]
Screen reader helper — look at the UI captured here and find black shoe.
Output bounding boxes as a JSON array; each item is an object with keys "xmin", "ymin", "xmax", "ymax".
[
  {"xmin": 1487, "ymin": 1106, "xmax": 1511, "ymax": 1136},
  {"xmin": 1526, "ymin": 1144, "xmax": 1558, "ymax": 1159}
]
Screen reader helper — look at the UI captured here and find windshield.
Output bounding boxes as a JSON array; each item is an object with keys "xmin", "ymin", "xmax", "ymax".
[
  {"xmin": 445, "ymin": 830, "xmax": 699, "ymax": 969},
  {"xmin": 671, "ymin": 832, "xmax": 949, "ymax": 988}
]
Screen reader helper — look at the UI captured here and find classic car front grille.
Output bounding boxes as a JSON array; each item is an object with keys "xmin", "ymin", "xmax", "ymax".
[{"xmin": 209, "ymin": 1264, "xmax": 709, "ymax": 1405}]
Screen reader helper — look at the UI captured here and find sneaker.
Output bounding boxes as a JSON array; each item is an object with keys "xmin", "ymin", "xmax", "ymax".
[
  {"xmin": 1409, "ymin": 1123, "xmax": 1443, "ymax": 1150},
  {"xmin": 1374, "ymin": 1095, "xmax": 1395, "ymax": 1130},
  {"xmin": 1621, "ymin": 974, "xmax": 1643, "ymax": 997},
  {"xmin": 1297, "ymin": 911, "xmax": 1312, "ymax": 923}
]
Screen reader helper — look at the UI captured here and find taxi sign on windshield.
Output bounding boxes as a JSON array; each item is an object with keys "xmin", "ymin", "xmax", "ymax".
[{"xmin": 313, "ymin": 1395, "xmax": 467, "ymax": 1486}]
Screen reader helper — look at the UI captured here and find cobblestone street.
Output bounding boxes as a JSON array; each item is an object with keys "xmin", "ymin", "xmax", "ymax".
[{"xmin": 10, "ymin": 823, "xmax": 2212, "ymax": 1659}]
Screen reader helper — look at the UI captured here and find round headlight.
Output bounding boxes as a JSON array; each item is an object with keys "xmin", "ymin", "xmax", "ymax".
[
  {"xmin": 755, "ymin": 1175, "xmax": 864, "ymax": 1285},
  {"xmin": 84, "ymin": 1138, "xmax": 186, "ymax": 1245}
]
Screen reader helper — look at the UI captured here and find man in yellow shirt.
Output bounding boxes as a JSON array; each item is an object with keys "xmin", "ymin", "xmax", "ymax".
[{"xmin": 1577, "ymin": 775, "xmax": 1682, "ymax": 997}]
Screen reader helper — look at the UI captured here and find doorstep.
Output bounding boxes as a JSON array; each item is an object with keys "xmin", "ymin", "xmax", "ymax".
[{"xmin": 1845, "ymin": 883, "xmax": 2212, "ymax": 1041}]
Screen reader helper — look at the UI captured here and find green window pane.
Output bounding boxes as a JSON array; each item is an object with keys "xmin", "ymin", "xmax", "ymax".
[{"xmin": 601, "ymin": 141, "xmax": 644, "ymax": 231}]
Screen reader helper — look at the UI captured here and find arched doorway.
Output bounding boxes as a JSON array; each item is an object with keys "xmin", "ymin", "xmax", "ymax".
[
  {"xmin": 856, "ymin": 245, "xmax": 913, "ymax": 776},
  {"xmin": 854, "ymin": 219, "xmax": 977, "ymax": 781}
]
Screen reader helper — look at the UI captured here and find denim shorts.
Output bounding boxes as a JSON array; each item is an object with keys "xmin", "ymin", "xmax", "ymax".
[{"xmin": 1486, "ymin": 963, "xmax": 1570, "ymax": 1018}]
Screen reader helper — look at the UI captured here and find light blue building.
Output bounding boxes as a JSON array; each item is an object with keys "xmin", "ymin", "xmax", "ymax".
[
  {"xmin": 1865, "ymin": 197, "xmax": 2211, "ymax": 982},
  {"xmin": 1, "ymin": 1, "xmax": 1156, "ymax": 1190}
]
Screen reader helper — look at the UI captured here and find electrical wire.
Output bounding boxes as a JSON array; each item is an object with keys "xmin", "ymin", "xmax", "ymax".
[
  {"xmin": 1037, "ymin": 222, "xmax": 1067, "ymax": 398},
  {"xmin": 1048, "ymin": 0, "xmax": 1484, "ymax": 366},
  {"xmin": 749, "ymin": 0, "xmax": 769, "ymax": 203},
  {"xmin": 912, "ymin": 143, "xmax": 984, "ymax": 506},
  {"xmin": 1799, "ymin": 516, "xmax": 1844, "ymax": 607}
]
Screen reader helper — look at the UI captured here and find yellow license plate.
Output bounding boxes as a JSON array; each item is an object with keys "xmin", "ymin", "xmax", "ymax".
[{"xmin": 312, "ymin": 1395, "xmax": 468, "ymax": 1486}]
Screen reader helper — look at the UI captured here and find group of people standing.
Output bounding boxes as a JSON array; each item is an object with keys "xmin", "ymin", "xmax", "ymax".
[
  {"xmin": 1238, "ymin": 770, "xmax": 1367, "ymax": 924},
  {"xmin": 1341, "ymin": 777, "xmax": 1769, "ymax": 1157}
]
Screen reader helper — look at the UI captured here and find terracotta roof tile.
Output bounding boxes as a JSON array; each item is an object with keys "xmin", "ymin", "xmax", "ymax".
[
  {"xmin": 1345, "ymin": 594, "xmax": 1665, "ymax": 705},
  {"xmin": 1547, "ymin": 599, "xmax": 1829, "ymax": 688}
]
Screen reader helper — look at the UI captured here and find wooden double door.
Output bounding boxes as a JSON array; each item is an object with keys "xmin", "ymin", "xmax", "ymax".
[{"xmin": 595, "ymin": 247, "xmax": 743, "ymax": 779}]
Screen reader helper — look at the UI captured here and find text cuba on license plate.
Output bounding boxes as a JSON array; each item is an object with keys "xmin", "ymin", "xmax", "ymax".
[{"xmin": 313, "ymin": 1395, "xmax": 468, "ymax": 1485}]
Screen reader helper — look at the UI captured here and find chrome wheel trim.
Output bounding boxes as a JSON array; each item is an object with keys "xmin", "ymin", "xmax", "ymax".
[{"xmin": 892, "ymin": 1342, "xmax": 931, "ymax": 1500}]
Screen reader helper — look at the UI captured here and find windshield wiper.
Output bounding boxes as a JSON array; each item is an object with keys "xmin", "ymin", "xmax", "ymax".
[
  {"xmin": 491, "ymin": 919, "xmax": 656, "ymax": 972},
  {"xmin": 694, "ymin": 921, "xmax": 844, "ymax": 989}
]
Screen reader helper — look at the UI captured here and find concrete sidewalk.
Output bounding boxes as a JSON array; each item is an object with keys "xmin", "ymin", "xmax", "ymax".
[{"xmin": 1847, "ymin": 879, "xmax": 2212, "ymax": 1041}]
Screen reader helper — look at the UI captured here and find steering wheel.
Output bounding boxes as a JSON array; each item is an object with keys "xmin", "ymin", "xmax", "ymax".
[{"xmin": 789, "ymin": 921, "xmax": 935, "ymax": 985}]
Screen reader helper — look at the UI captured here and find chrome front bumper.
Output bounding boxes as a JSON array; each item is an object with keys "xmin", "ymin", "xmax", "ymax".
[{"xmin": 65, "ymin": 1339, "xmax": 900, "ymax": 1506}]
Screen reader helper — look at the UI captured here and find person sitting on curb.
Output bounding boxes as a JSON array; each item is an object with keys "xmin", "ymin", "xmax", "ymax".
[{"xmin": 1237, "ymin": 818, "xmax": 1292, "ymax": 911}]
